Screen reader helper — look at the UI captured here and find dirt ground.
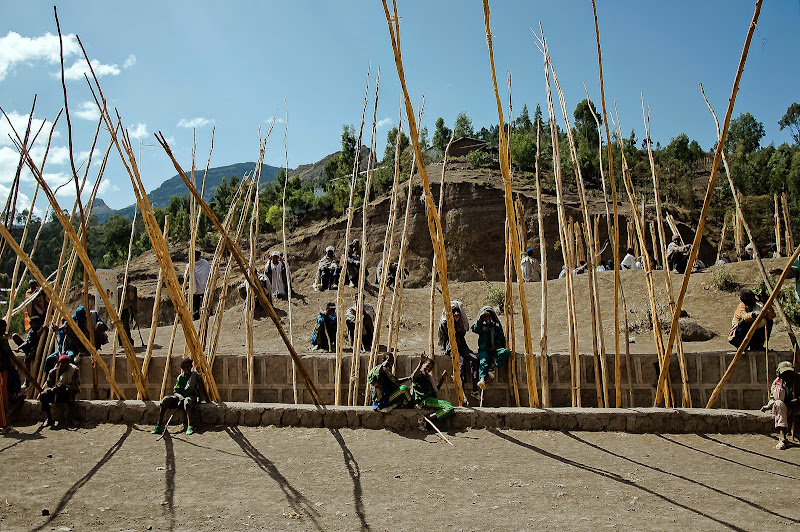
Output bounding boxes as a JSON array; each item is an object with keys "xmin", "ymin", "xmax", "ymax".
[{"xmin": 1, "ymin": 423, "xmax": 798, "ymax": 531}]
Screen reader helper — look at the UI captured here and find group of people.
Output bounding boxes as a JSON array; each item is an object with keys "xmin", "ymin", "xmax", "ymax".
[
  {"xmin": 314, "ymin": 239, "xmax": 406, "ymax": 292},
  {"xmin": 310, "ymin": 295, "xmax": 375, "ymax": 352}
]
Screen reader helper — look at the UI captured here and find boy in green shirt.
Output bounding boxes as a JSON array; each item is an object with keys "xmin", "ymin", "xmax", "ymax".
[
  {"xmin": 152, "ymin": 358, "xmax": 202, "ymax": 435},
  {"xmin": 410, "ymin": 354, "xmax": 454, "ymax": 421}
]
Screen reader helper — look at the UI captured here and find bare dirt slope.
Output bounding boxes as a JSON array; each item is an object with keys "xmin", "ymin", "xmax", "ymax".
[{"xmin": 1, "ymin": 423, "xmax": 798, "ymax": 531}]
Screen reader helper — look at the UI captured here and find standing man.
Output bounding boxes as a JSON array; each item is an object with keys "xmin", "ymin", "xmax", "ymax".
[
  {"xmin": 520, "ymin": 248, "xmax": 541, "ymax": 282},
  {"xmin": 264, "ymin": 251, "xmax": 289, "ymax": 300},
  {"xmin": 667, "ymin": 235, "xmax": 691, "ymax": 272},
  {"xmin": 118, "ymin": 282, "xmax": 138, "ymax": 344},
  {"xmin": 185, "ymin": 250, "xmax": 211, "ymax": 320}
]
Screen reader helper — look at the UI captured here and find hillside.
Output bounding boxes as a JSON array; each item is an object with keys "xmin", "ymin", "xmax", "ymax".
[{"xmin": 95, "ymin": 162, "xmax": 284, "ymax": 222}]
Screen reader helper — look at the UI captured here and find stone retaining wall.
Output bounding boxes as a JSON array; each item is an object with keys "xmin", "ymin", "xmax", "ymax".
[
  {"xmin": 14, "ymin": 400, "xmax": 774, "ymax": 434},
  {"xmin": 72, "ymin": 350, "xmax": 789, "ymax": 410}
]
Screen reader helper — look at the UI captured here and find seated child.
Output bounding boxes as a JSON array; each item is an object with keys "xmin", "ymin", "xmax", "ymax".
[
  {"xmin": 152, "ymin": 358, "xmax": 203, "ymax": 436},
  {"xmin": 471, "ymin": 306, "xmax": 512, "ymax": 390},
  {"xmin": 39, "ymin": 354, "xmax": 81, "ymax": 428},
  {"xmin": 409, "ymin": 354, "xmax": 454, "ymax": 422},
  {"xmin": 367, "ymin": 352, "xmax": 410, "ymax": 412}
]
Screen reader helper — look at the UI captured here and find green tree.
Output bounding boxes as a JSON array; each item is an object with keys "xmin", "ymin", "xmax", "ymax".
[
  {"xmin": 510, "ymin": 133, "xmax": 537, "ymax": 172},
  {"xmin": 103, "ymin": 214, "xmax": 132, "ymax": 258},
  {"xmin": 533, "ymin": 103, "xmax": 543, "ymax": 126},
  {"xmin": 515, "ymin": 104, "xmax": 532, "ymax": 132},
  {"xmin": 573, "ymin": 99, "xmax": 601, "ymax": 146},
  {"xmin": 419, "ymin": 126, "xmax": 429, "ymax": 150},
  {"xmin": 383, "ymin": 126, "xmax": 410, "ymax": 161},
  {"xmin": 453, "ymin": 111, "xmax": 474, "ymax": 139},
  {"xmin": 432, "ymin": 117, "xmax": 451, "ymax": 153},
  {"xmin": 726, "ymin": 112, "xmax": 765, "ymax": 154},
  {"xmin": 779, "ymin": 102, "xmax": 800, "ymax": 146}
]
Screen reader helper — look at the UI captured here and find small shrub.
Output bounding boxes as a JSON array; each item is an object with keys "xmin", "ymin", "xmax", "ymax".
[
  {"xmin": 486, "ymin": 284, "xmax": 505, "ymax": 312},
  {"xmin": 467, "ymin": 150, "xmax": 492, "ymax": 169},
  {"xmin": 710, "ymin": 265, "xmax": 737, "ymax": 291},
  {"xmin": 754, "ymin": 274, "xmax": 800, "ymax": 325}
]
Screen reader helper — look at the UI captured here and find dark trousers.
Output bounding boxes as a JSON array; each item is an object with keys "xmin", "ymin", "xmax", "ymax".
[
  {"xmin": 319, "ymin": 268, "xmax": 340, "ymax": 291},
  {"xmin": 729, "ymin": 319, "xmax": 773, "ymax": 350},
  {"xmin": 40, "ymin": 386, "xmax": 76, "ymax": 421},
  {"xmin": 346, "ymin": 321, "xmax": 373, "ymax": 351},
  {"xmin": 120, "ymin": 308, "xmax": 133, "ymax": 344},
  {"xmin": 160, "ymin": 395, "xmax": 198, "ymax": 426},
  {"xmin": 192, "ymin": 294, "xmax": 203, "ymax": 320}
]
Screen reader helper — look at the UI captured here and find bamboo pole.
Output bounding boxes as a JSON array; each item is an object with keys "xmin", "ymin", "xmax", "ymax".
[
  {"xmin": 533, "ymin": 119, "xmax": 550, "ymax": 407},
  {"xmin": 655, "ymin": 0, "xmax": 763, "ymax": 406},
  {"xmin": 707, "ymin": 243, "xmax": 800, "ymax": 408},
  {"xmin": 4, "ymin": 183, "xmax": 40, "ymax": 326},
  {"xmin": 139, "ymin": 217, "xmax": 169, "ymax": 398},
  {"xmin": 484, "ymin": 3, "xmax": 538, "ymax": 407},
  {"xmin": 716, "ymin": 211, "xmax": 729, "ymax": 264},
  {"xmin": 504, "ymin": 221, "xmax": 521, "ymax": 406},
  {"xmin": 591, "ymin": 0, "xmax": 622, "ymax": 407},
  {"xmin": 0, "ymin": 222, "xmax": 124, "ymax": 397},
  {"xmin": 110, "ymin": 205, "xmax": 138, "ymax": 400},
  {"xmin": 699, "ymin": 84, "xmax": 800, "ymax": 361},
  {"xmin": 735, "ymin": 204, "xmax": 744, "ymax": 261},
  {"xmin": 334, "ymin": 68, "xmax": 370, "ymax": 406},
  {"xmin": 246, "ymin": 197, "xmax": 257, "ymax": 403},
  {"xmin": 281, "ymin": 102, "xmax": 298, "ymax": 404},
  {"xmin": 782, "ymin": 192, "xmax": 794, "ymax": 251},
  {"xmin": 368, "ymin": 112, "xmax": 403, "ymax": 389},
  {"xmin": 775, "ymin": 194, "xmax": 782, "ymax": 255},
  {"xmin": 387, "ymin": 169, "xmax": 415, "ymax": 374},
  {"xmin": 383, "ymin": 0, "xmax": 465, "ymax": 405},
  {"xmin": 350, "ymin": 68, "xmax": 381, "ymax": 406}
]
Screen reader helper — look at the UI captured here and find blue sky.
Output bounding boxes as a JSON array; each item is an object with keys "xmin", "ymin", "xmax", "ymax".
[{"xmin": 1, "ymin": 0, "xmax": 798, "ymax": 211}]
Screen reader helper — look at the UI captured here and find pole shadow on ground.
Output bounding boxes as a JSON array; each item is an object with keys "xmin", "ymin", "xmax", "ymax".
[
  {"xmin": 563, "ymin": 431, "xmax": 800, "ymax": 526},
  {"xmin": 328, "ymin": 428, "xmax": 370, "ymax": 530},
  {"xmin": 700, "ymin": 434, "xmax": 800, "ymax": 468},
  {"xmin": 33, "ymin": 424, "xmax": 132, "ymax": 532},
  {"xmin": 487, "ymin": 428, "xmax": 746, "ymax": 531},
  {"xmin": 224, "ymin": 426, "xmax": 322, "ymax": 529},
  {"xmin": 162, "ymin": 430, "xmax": 176, "ymax": 531}
]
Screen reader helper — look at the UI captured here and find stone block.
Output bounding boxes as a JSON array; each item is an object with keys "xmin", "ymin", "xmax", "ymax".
[
  {"xmin": 224, "ymin": 404, "xmax": 241, "ymax": 425},
  {"xmin": 554, "ymin": 356, "xmax": 572, "ymax": 385},
  {"xmin": 113, "ymin": 356, "xmax": 131, "ymax": 384},
  {"xmin": 299, "ymin": 407, "xmax": 324, "ymax": 428},
  {"xmin": 633, "ymin": 389, "xmax": 653, "ymax": 407},
  {"xmin": 639, "ymin": 359, "xmax": 660, "ymax": 388},
  {"xmin": 317, "ymin": 357, "xmax": 332, "ymax": 384},
  {"xmin": 280, "ymin": 407, "xmax": 301, "ymax": 426},
  {"xmin": 322, "ymin": 408, "xmax": 347, "ymax": 429},
  {"xmin": 550, "ymin": 388, "xmax": 571, "ymax": 408},
  {"xmin": 345, "ymin": 408, "xmax": 361, "ymax": 428},
  {"xmin": 211, "ymin": 358, "xmax": 225, "ymax": 386},
  {"xmin": 266, "ymin": 357, "xmax": 287, "ymax": 384},
  {"xmin": 230, "ymin": 388, "xmax": 248, "ymax": 402},
  {"xmin": 198, "ymin": 404, "xmax": 223, "ymax": 425},
  {"xmin": 701, "ymin": 355, "xmax": 721, "ymax": 384},
  {"xmin": 725, "ymin": 390, "xmax": 743, "ymax": 410},
  {"xmin": 360, "ymin": 411, "xmax": 385, "ymax": 430},
  {"xmin": 108, "ymin": 401, "xmax": 126, "ymax": 423},
  {"xmin": 690, "ymin": 388, "xmax": 703, "ymax": 409},
  {"xmin": 473, "ymin": 409, "xmax": 498, "ymax": 429},
  {"xmin": 255, "ymin": 356, "xmax": 268, "ymax": 383},
  {"xmin": 742, "ymin": 389, "xmax": 764, "ymax": 411},
  {"xmin": 227, "ymin": 358, "xmax": 242, "ymax": 385},
  {"xmin": 121, "ymin": 401, "xmax": 147, "ymax": 424},
  {"xmin": 146, "ymin": 358, "xmax": 166, "ymax": 384},
  {"xmin": 239, "ymin": 404, "xmax": 263, "ymax": 426},
  {"xmin": 261, "ymin": 405, "xmax": 282, "ymax": 426},
  {"xmin": 684, "ymin": 354, "xmax": 699, "ymax": 383},
  {"xmin": 253, "ymin": 389, "xmax": 279, "ymax": 403}
]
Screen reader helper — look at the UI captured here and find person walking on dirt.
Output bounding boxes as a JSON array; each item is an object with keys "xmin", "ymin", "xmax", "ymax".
[
  {"xmin": 345, "ymin": 296, "xmax": 375, "ymax": 352},
  {"xmin": 471, "ymin": 306, "xmax": 511, "ymax": 390},
  {"xmin": 367, "ymin": 352, "xmax": 411, "ymax": 412},
  {"xmin": 117, "ymin": 282, "xmax": 138, "ymax": 344},
  {"xmin": 152, "ymin": 358, "xmax": 202, "ymax": 436},
  {"xmin": 520, "ymin": 248, "xmax": 541, "ymax": 282},
  {"xmin": 761, "ymin": 361, "xmax": 798, "ymax": 449},
  {"xmin": 314, "ymin": 246, "xmax": 340, "ymax": 291},
  {"xmin": 438, "ymin": 301, "xmax": 478, "ymax": 398},
  {"xmin": 728, "ymin": 289, "xmax": 775, "ymax": 351},
  {"xmin": 409, "ymin": 354, "xmax": 454, "ymax": 422},
  {"xmin": 264, "ymin": 251, "xmax": 289, "ymax": 300},
  {"xmin": 185, "ymin": 250, "xmax": 211, "ymax": 320},
  {"xmin": 40, "ymin": 354, "xmax": 80, "ymax": 429},
  {"xmin": 311, "ymin": 302, "xmax": 337, "ymax": 351}
]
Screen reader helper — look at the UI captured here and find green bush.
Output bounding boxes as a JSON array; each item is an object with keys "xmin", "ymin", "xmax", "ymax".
[
  {"xmin": 467, "ymin": 150, "xmax": 492, "ymax": 169},
  {"xmin": 710, "ymin": 265, "xmax": 737, "ymax": 291},
  {"xmin": 753, "ymin": 274, "xmax": 800, "ymax": 324},
  {"xmin": 486, "ymin": 284, "xmax": 505, "ymax": 312}
]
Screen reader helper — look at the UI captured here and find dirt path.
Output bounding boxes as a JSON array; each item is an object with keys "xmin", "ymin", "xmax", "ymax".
[{"xmin": 2, "ymin": 423, "xmax": 799, "ymax": 531}]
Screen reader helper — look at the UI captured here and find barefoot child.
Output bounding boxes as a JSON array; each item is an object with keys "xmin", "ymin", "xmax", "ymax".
[
  {"xmin": 368, "ymin": 353, "xmax": 411, "ymax": 412},
  {"xmin": 410, "ymin": 354, "xmax": 454, "ymax": 422},
  {"xmin": 761, "ymin": 361, "xmax": 798, "ymax": 450}
]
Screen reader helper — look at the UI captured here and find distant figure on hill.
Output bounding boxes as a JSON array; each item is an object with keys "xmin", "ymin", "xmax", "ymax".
[
  {"xmin": 344, "ymin": 239, "xmax": 364, "ymax": 288},
  {"xmin": 520, "ymin": 248, "xmax": 541, "ymax": 282},
  {"xmin": 152, "ymin": 357, "xmax": 202, "ymax": 436},
  {"xmin": 574, "ymin": 260, "xmax": 588, "ymax": 275},
  {"xmin": 621, "ymin": 248, "xmax": 636, "ymax": 270},
  {"xmin": 117, "ymin": 282, "xmax": 138, "ymax": 344},
  {"xmin": 558, "ymin": 265, "xmax": 567, "ymax": 279},
  {"xmin": 761, "ymin": 361, "xmax": 798, "ymax": 450},
  {"xmin": 471, "ymin": 306, "xmax": 511, "ymax": 391},
  {"xmin": 667, "ymin": 235, "xmax": 691, "ymax": 272},
  {"xmin": 264, "ymin": 251, "xmax": 289, "ymax": 300},
  {"xmin": 716, "ymin": 253, "xmax": 731, "ymax": 266},
  {"xmin": 184, "ymin": 250, "xmax": 211, "ymax": 320},
  {"xmin": 314, "ymin": 246, "xmax": 340, "ymax": 291},
  {"xmin": 24, "ymin": 279, "xmax": 48, "ymax": 331},
  {"xmin": 375, "ymin": 259, "xmax": 405, "ymax": 288},
  {"xmin": 345, "ymin": 295, "xmax": 375, "ymax": 352},
  {"xmin": 771, "ymin": 243, "xmax": 781, "ymax": 259},
  {"xmin": 438, "ymin": 301, "xmax": 478, "ymax": 399},
  {"xmin": 311, "ymin": 302, "xmax": 337, "ymax": 352},
  {"xmin": 728, "ymin": 289, "xmax": 775, "ymax": 351},
  {"xmin": 744, "ymin": 242, "xmax": 756, "ymax": 261}
]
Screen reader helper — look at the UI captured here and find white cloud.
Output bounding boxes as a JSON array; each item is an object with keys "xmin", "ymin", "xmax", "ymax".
[
  {"xmin": 75, "ymin": 101, "xmax": 100, "ymax": 121},
  {"xmin": 0, "ymin": 146, "xmax": 24, "ymax": 184},
  {"xmin": 177, "ymin": 117, "xmax": 210, "ymax": 129},
  {"xmin": 0, "ymin": 183, "xmax": 30, "ymax": 211},
  {"xmin": 96, "ymin": 178, "xmax": 120, "ymax": 196},
  {"xmin": 122, "ymin": 54, "xmax": 136, "ymax": 69},
  {"xmin": 128, "ymin": 123, "xmax": 148, "ymax": 140},
  {"xmin": 0, "ymin": 31, "xmax": 80, "ymax": 82},
  {"xmin": 0, "ymin": 110, "xmax": 53, "ymax": 147},
  {"xmin": 61, "ymin": 58, "xmax": 120, "ymax": 80},
  {"xmin": 376, "ymin": 117, "xmax": 393, "ymax": 129}
]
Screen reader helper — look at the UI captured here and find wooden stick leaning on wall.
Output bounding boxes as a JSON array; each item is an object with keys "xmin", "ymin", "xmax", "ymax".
[
  {"xmin": 590, "ymin": 0, "xmax": 623, "ymax": 407},
  {"xmin": 351, "ymin": 68, "xmax": 381, "ymax": 406},
  {"xmin": 707, "ymin": 243, "xmax": 800, "ymax": 408},
  {"xmin": 110, "ymin": 205, "xmax": 139, "ymax": 400},
  {"xmin": 654, "ymin": 0, "xmax": 763, "ymax": 407},
  {"xmin": 484, "ymin": 3, "xmax": 538, "ymax": 407},
  {"xmin": 533, "ymin": 119, "xmax": 550, "ymax": 406},
  {"xmin": 247, "ymin": 181, "xmax": 258, "ymax": 403},
  {"xmin": 156, "ymin": 134, "xmax": 323, "ymax": 406},
  {"xmin": 716, "ymin": 211, "xmax": 729, "ymax": 264},
  {"xmin": 387, "ymin": 166, "xmax": 415, "ymax": 373},
  {"xmin": 775, "ymin": 194, "xmax": 782, "ymax": 256},
  {"xmin": 537, "ymin": 29, "xmax": 577, "ymax": 406},
  {"xmin": 504, "ymin": 221, "xmax": 520, "ymax": 406},
  {"xmin": 783, "ymin": 192, "xmax": 794, "ymax": 251},
  {"xmin": 0, "ymin": 223, "xmax": 122, "ymax": 397},
  {"xmin": 139, "ymin": 216, "xmax": 169, "ymax": 398},
  {"xmin": 366, "ymin": 114, "xmax": 403, "ymax": 405},
  {"xmin": 281, "ymin": 102, "xmax": 298, "ymax": 404},
  {"xmin": 334, "ymin": 68, "xmax": 370, "ymax": 406},
  {"xmin": 382, "ymin": 0, "xmax": 466, "ymax": 406},
  {"xmin": 699, "ymin": 83, "xmax": 800, "ymax": 362},
  {"xmin": 4, "ymin": 116, "xmax": 150, "ymax": 400}
]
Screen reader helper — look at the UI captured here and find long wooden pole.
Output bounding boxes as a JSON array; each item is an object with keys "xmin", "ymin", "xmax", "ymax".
[
  {"xmin": 533, "ymin": 119, "xmax": 550, "ymax": 406},
  {"xmin": 429, "ymin": 129, "xmax": 454, "ymax": 361},
  {"xmin": 139, "ymin": 216, "xmax": 169, "ymax": 398},
  {"xmin": 383, "ymin": 0, "xmax": 465, "ymax": 405},
  {"xmin": 655, "ymin": 0, "xmax": 763, "ymax": 406},
  {"xmin": 281, "ymin": 103, "xmax": 297, "ymax": 404},
  {"xmin": 716, "ymin": 211, "xmax": 729, "ymax": 264},
  {"xmin": 783, "ymin": 192, "xmax": 794, "ymax": 251},
  {"xmin": 110, "ymin": 205, "xmax": 138, "ymax": 400},
  {"xmin": 775, "ymin": 194, "xmax": 782, "ymax": 256}
]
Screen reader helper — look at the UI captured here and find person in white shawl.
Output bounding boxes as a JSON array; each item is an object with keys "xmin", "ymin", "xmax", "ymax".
[
  {"xmin": 437, "ymin": 300, "xmax": 479, "ymax": 398},
  {"xmin": 345, "ymin": 295, "xmax": 376, "ymax": 351},
  {"xmin": 264, "ymin": 251, "xmax": 289, "ymax": 299},
  {"xmin": 313, "ymin": 246, "xmax": 340, "ymax": 291}
]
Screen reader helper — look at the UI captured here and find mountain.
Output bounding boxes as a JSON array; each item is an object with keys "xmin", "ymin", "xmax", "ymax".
[
  {"xmin": 95, "ymin": 162, "xmax": 283, "ymax": 222},
  {"xmin": 289, "ymin": 146, "xmax": 372, "ymax": 183}
]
